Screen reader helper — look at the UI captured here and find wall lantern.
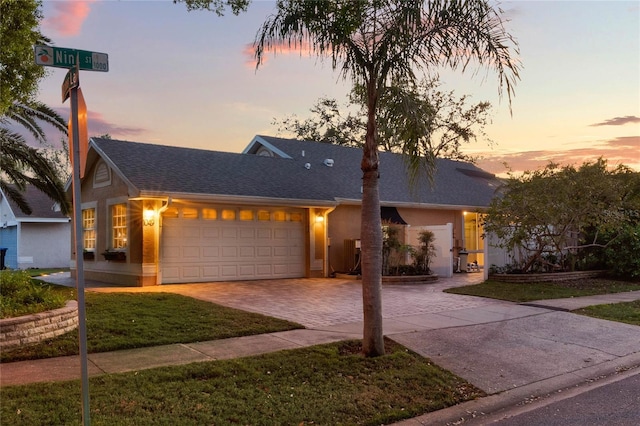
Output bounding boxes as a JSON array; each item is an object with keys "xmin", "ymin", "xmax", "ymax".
[
  {"xmin": 143, "ymin": 207, "xmax": 155, "ymax": 226},
  {"xmin": 315, "ymin": 213, "xmax": 324, "ymax": 223}
]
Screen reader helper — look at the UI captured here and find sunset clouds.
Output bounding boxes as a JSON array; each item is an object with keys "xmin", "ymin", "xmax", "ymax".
[
  {"xmin": 42, "ymin": 0, "xmax": 95, "ymax": 37},
  {"xmin": 591, "ymin": 116, "xmax": 640, "ymax": 127}
]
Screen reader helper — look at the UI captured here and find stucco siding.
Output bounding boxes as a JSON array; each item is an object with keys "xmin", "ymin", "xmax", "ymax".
[{"xmin": 19, "ymin": 223, "xmax": 71, "ymax": 269}]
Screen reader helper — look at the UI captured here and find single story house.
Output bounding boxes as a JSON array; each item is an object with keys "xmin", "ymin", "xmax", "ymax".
[
  {"xmin": 0, "ymin": 185, "xmax": 71, "ymax": 269},
  {"xmin": 73, "ymin": 135, "xmax": 501, "ymax": 286}
]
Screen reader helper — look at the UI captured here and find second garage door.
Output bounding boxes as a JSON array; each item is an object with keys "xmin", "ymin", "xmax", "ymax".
[{"xmin": 161, "ymin": 206, "xmax": 306, "ymax": 283}]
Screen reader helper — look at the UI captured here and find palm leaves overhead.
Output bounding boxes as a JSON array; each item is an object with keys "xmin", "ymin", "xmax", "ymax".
[
  {"xmin": 0, "ymin": 101, "xmax": 70, "ymax": 215},
  {"xmin": 254, "ymin": 0, "xmax": 520, "ymax": 357}
]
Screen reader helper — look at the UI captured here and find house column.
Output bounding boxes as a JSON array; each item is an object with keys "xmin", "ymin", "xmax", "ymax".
[{"xmin": 141, "ymin": 200, "xmax": 159, "ymax": 286}]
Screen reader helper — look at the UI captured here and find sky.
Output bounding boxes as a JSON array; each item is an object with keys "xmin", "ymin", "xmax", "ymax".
[{"xmin": 35, "ymin": 0, "xmax": 640, "ymax": 176}]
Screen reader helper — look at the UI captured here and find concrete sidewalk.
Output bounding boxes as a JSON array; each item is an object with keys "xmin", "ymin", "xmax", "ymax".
[{"xmin": 2, "ymin": 278, "xmax": 639, "ymax": 425}]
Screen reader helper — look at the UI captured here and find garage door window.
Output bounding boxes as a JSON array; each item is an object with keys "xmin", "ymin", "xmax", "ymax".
[
  {"xmin": 222, "ymin": 209, "xmax": 236, "ymax": 220},
  {"xmin": 203, "ymin": 208, "xmax": 217, "ymax": 220},
  {"xmin": 239, "ymin": 209, "xmax": 254, "ymax": 221},
  {"xmin": 258, "ymin": 210, "xmax": 270, "ymax": 221}
]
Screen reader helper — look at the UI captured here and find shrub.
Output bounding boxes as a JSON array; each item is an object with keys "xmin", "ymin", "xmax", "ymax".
[{"xmin": 0, "ymin": 270, "xmax": 68, "ymax": 318}]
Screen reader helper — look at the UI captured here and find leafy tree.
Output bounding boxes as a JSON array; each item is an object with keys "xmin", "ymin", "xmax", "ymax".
[
  {"xmin": 274, "ymin": 79, "xmax": 492, "ymax": 167},
  {"xmin": 254, "ymin": 0, "xmax": 519, "ymax": 356},
  {"xmin": 0, "ymin": 0, "xmax": 48, "ymax": 115},
  {"xmin": 483, "ymin": 159, "xmax": 640, "ymax": 274},
  {"xmin": 175, "ymin": 0, "xmax": 250, "ymax": 15},
  {"xmin": 1, "ymin": 1, "xmax": 70, "ymax": 214}
]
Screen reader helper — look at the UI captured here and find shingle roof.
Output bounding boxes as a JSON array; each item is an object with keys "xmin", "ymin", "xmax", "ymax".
[
  {"xmin": 91, "ymin": 136, "xmax": 501, "ymax": 208},
  {"xmin": 253, "ymin": 135, "xmax": 501, "ymax": 207},
  {"xmin": 5, "ymin": 185, "xmax": 68, "ymax": 219}
]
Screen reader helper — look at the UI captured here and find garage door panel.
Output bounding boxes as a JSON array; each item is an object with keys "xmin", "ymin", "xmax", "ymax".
[
  {"xmin": 202, "ymin": 246, "xmax": 220, "ymax": 258},
  {"xmin": 257, "ymin": 229, "xmax": 272, "ymax": 239},
  {"xmin": 203, "ymin": 228, "xmax": 220, "ymax": 238},
  {"xmin": 239, "ymin": 246, "xmax": 255, "ymax": 257},
  {"xmin": 222, "ymin": 228, "xmax": 237, "ymax": 239},
  {"xmin": 222, "ymin": 247, "xmax": 237, "ymax": 258},
  {"xmin": 221, "ymin": 265, "xmax": 238, "ymax": 277},
  {"xmin": 182, "ymin": 246, "xmax": 200, "ymax": 258},
  {"xmin": 161, "ymin": 207, "xmax": 305, "ymax": 283}
]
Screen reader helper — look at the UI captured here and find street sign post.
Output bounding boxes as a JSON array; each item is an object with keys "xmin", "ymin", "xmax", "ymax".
[
  {"xmin": 35, "ymin": 44, "xmax": 108, "ymax": 426},
  {"xmin": 34, "ymin": 45, "xmax": 109, "ymax": 72}
]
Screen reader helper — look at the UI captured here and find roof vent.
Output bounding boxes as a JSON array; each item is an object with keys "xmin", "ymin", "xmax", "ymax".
[
  {"xmin": 323, "ymin": 158, "xmax": 334, "ymax": 167},
  {"xmin": 302, "ymin": 150, "xmax": 305, "ymax": 157},
  {"xmin": 304, "ymin": 162, "xmax": 311, "ymax": 170}
]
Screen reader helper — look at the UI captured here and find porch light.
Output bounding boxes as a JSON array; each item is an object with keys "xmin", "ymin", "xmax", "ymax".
[
  {"xmin": 315, "ymin": 214, "xmax": 324, "ymax": 223},
  {"xmin": 143, "ymin": 208, "xmax": 155, "ymax": 226}
]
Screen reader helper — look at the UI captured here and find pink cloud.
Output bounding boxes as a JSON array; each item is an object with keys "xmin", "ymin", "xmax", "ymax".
[
  {"xmin": 244, "ymin": 40, "xmax": 315, "ymax": 68},
  {"xmin": 476, "ymin": 136, "xmax": 640, "ymax": 176},
  {"xmin": 590, "ymin": 115, "xmax": 640, "ymax": 127},
  {"xmin": 42, "ymin": 1, "xmax": 96, "ymax": 37}
]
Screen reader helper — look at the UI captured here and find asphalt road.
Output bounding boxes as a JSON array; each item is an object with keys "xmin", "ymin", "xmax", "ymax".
[{"xmin": 472, "ymin": 369, "xmax": 640, "ymax": 425}]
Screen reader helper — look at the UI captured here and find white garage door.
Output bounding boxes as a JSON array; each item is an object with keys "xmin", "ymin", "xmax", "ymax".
[{"xmin": 160, "ymin": 206, "xmax": 305, "ymax": 283}]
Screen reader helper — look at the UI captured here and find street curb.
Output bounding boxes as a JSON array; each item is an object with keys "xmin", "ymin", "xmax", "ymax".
[{"xmin": 391, "ymin": 352, "xmax": 640, "ymax": 425}]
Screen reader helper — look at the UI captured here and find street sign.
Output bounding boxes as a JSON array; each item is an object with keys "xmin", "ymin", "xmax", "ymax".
[
  {"xmin": 34, "ymin": 45, "xmax": 109, "ymax": 72},
  {"xmin": 62, "ymin": 67, "xmax": 79, "ymax": 103}
]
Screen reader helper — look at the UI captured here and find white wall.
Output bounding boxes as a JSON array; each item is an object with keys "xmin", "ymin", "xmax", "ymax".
[{"xmin": 19, "ymin": 222, "xmax": 71, "ymax": 269}]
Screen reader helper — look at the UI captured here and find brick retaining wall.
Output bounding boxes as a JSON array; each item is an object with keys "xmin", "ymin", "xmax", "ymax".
[
  {"xmin": 488, "ymin": 270, "xmax": 605, "ymax": 283},
  {"xmin": 0, "ymin": 301, "xmax": 78, "ymax": 350}
]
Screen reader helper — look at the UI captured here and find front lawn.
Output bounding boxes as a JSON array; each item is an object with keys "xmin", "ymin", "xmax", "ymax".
[
  {"xmin": 574, "ymin": 300, "xmax": 640, "ymax": 326},
  {"xmin": 1, "ymin": 339, "xmax": 484, "ymax": 425},
  {"xmin": 1, "ymin": 292, "xmax": 303, "ymax": 363},
  {"xmin": 444, "ymin": 278, "xmax": 640, "ymax": 303}
]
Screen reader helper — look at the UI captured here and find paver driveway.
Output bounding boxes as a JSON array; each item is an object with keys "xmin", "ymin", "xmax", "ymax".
[{"xmin": 90, "ymin": 273, "xmax": 502, "ymax": 328}]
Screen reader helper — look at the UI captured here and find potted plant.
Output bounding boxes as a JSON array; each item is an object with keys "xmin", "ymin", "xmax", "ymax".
[{"xmin": 101, "ymin": 249, "xmax": 126, "ymax": 261}]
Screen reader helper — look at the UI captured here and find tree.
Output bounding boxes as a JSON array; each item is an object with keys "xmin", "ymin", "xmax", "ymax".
[
  {"xmin": 274, "ymin": 79, "xmax": 492, "ymax": 166},
  {"xmin": 1, "ymin": 101, "xmax": 70, "ymax": 214},
  {"xmin": 255, "ymin": 0, "xmax": 519, "ymax": 356},
  {"xmin": 483, "ymin": 159, "xmax": 640, "ymax": 273},
  {"xmin": 175, "ymin": 0, "xmax": 250, "ymax": 15},
  {"xmin": 1, "ymin": 0, "xmax": 70, "ymax": 214},
  {"xmin": 0, "ymin": 0, "xmax": 48, "ymax": 115}
]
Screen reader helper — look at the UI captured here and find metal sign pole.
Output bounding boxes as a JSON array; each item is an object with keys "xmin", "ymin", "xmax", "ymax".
[{"xmin": 69, "ymin": 58, "xmax": 91, "ymax": 426}]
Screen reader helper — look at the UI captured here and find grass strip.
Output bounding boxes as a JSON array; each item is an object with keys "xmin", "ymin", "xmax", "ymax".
[
  {"xmin": 445, "ymin": 278, "xmax": 640, "ymax": 302},
  {"xmin": 574, "ymin": 300, "xmax": 640, "ymax": 326},
  {"xmin": 1, "ymin": 339, "xmax": 484, "ymax": 425},
  {"xmin": 1, "ymin": 292, "xmax": 302, "ymax": 363}
]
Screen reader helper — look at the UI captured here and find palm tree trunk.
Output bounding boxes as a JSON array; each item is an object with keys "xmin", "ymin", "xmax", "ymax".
[{"xmin": 360, "ymin": 79, "xmax": 385, "ymax": 357}]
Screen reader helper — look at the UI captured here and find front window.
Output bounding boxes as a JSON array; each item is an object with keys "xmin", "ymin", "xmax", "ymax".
[
  {"xmin": 82, "ymin": 208, "xmax": 96, "ymax": 250},
  {"xmin": 112, "ymin": 203, "xmax": 127, "ymax": 249}
]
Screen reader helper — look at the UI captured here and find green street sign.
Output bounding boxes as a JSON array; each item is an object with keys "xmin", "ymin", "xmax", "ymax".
[{"xmin": 34, "ymin": 45, "xmax": 109, "ymax": 72}]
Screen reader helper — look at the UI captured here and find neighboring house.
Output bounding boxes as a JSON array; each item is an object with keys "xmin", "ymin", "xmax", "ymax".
[
  {"xmin": 73, "ymin": 135, "xmax": 501, "ymax": 286},
  {"xmin": 0, "ymin": 185, "xmax": 71, "ymax": 269}
]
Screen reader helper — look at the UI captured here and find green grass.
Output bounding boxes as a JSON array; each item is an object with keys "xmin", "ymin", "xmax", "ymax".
[
  {"xmin": 0, "ymin": 271, "xmax": 71, "ymax": 318},
  {"xmin": 445, "ymin": 278, "xmax": 640, "ymax": 303},
  {"xmin": 24, "ymin": 268, "xmax": 70, "ymax": 277},
  {"xmin": 1, "ymin": 292, "xmax": 303, "ymax": 363},
  {"xmin": 0, "ymin": 339, "xmax": 484, "ymax": 426},
  {"xmin": 574, "ymin": 300, "xmax": 640, "ymax": 326}
]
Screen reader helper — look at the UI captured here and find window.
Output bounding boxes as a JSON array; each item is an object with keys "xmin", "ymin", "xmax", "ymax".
[
  {"xmin": 111, "ymin": 203, "xmax": 127, "ymax": 249},
  {"xmin": 221, "ymin": 209, "xmax": 236, "ymax": 220},
  {"xmin": 202, "ymin": 208, "xmax": 217, "ymax": 220},
  {"xmin": 182, "ymin": 207, "xmax": 198, "ymax": 219},
  {"xmin": 273, "ymin": 211, "xmax": 286, "ymax": 222},
  {"xmin": 257, "ymin": 210, "xmax": 270, "ymax": 221},
  {"xmin": 82, "ymin": 208, "xmax": 96, "ymax": 251},
  {"xmin": 239, "ymin": 209, "xmax": 254, "ymax": 221}
]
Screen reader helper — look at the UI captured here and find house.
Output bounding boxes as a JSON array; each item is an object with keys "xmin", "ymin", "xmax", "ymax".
[
  {"xmin": 0, "ymin": 185, "xmax": 71, "ymax": 269},
  {"xmin": 73, "ymin": 135, "xmax": 501, "ymax": 286}
]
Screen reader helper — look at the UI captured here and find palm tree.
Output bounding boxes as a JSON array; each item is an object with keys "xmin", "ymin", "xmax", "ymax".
[
  {"xmin": 254, "ymin": 0, "xmax": 520, "ymax": 356},
  {"xmin": 1, "ymin": 101, "xmax": 70, "ymax": 215}
]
